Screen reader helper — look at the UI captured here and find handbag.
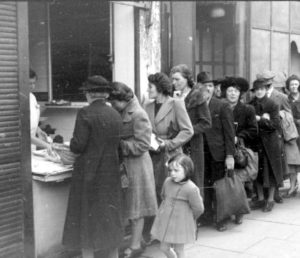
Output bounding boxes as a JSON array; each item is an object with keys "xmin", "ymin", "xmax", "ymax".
[
  {"xmin": 235, "ymin": 148, "xmax": 258, "ymax": 183},
  {"xmin": 234, "ymin": 139, "xmax": 248, "ymax": 169},
  {"xmin": 279, "ymin": 110, "xmax": 299, "ymax": 142},
  {"xmin": 214, "ymin": 170, "xmax": 250, "ymax": 223}
]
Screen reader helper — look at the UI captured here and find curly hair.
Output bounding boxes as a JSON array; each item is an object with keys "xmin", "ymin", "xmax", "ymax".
[
  {"xmin": 109, "ymin": 82, "xmax": 134, "ymax": 102},
  {"xmin": 170, "ymin": 64, "xmax": 195, "ymax": 88},
  {"xmin": 148, "ymin": 72, "xmax": 172, "ymax": 96},
  {"xmin": 286, "ymin": 74, "xmax": 300, "ymax": 91}
]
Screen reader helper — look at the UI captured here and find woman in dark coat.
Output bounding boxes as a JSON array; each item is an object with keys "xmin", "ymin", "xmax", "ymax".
[
  {"xmin": 221, "ymin": 76, "xmax": 258, "ymax": 224},
  {"xmin": 170, "ymin": 64, "xmax": 212, "ymax": 196},
  {"xmin": 63, "ymin": 76, "xmax": 123, "ymax": 258},
  {"xmin": 109, "ymin": 82, "xmax": 157, "ymax": 258},
  {"xmin": 248, "ymin": 79, "xmax": 283, "ymax": 213},
  {"xmin": 285, "ymin": 75, "xmax": 300, "ymax": 197}
]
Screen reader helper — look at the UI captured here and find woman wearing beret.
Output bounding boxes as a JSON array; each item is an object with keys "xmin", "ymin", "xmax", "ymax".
[
  {"xmin": 170, "ymin": 64, "xmax": 211, "ymax": 197},
  {"xmin": 248, "ymin": 79, "xmax": 283, "ymax": 212},
  {"xmin": 284, "ymin": 75, "xmax": 300, "ymax": 197},
  {"xmin": 63, "ymin": 76, "xmax": 123, "ymax": 258},
  {"xmin": 109, "ymin": 82, "xmax": 157, "ymax": 258},
  {"xmin": 144, "ymin": 72, "xmax": 194, "ymax": 202},
  {"xmin": 221, "ymin": 76, "xmax": 258, "ymax": 224}
]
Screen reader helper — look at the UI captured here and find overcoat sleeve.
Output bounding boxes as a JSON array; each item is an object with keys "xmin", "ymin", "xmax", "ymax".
[
  {"xmin": 193, "ymin": 101, "xmax": 212, "ymax": 135},
  {"xmin": 70, "ymin": 108, "xmax": 90, "ymax": 154},
  {"xmin": 165, "ymin": 100, "xmax": 194, "ymax": 151},
  {"xmin": 220, "ymin": 102, "xmax": 235, "ymax": 156},
  {"xmin": 237, "ymin": 105, "xmax": 258, "ymax": 142},
  {"xmin": 120, "ymin": 110, "xmax": 151, "ymax": 157},
  {"xmin": 188, "ymin": 185, "xmax": 204, "ymax": 219}
]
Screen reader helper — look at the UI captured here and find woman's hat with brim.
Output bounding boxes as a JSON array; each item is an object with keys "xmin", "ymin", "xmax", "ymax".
[
  {"xmin": 197, "ymin": 71, "xmax": 214, "ymax": 84},
  {"xmin": 220, "ymin": 76, "xmax": 249, "ymax": 93},
  {"xmin": 251, "ymin": 78, "xmax": 267, "ymax": 91},
  {"xmin": 79, "ymin": 75, "xmax": 111, "ymax": 92}
]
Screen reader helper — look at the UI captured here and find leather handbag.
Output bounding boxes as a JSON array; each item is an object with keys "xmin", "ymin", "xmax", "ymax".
[
  {"xmin": 235, "ymin": 147, "xmax": 258, "ymax": 183},
  {"xmin": 214, "ymin": 170, "xmax": 250, "ymax": 223},
  {"xmin": 234, "ymin": 139, "xmax": 248, "ymax": 169}
]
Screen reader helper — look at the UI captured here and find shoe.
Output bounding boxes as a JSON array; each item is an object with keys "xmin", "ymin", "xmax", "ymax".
[
  {"xmin": 123, "ymin": 247, "xmax": 145, "ymax": 258},
  {"xmin": 249, "ymin": 200, "xmax": 265, "ymax": 210},
  {"xmin": 263, "ymin": 201, "xmax": 275, "ymax": 212},
  {"xmin": 274, "ymin": 193, "xmax": 283, "ymax": 203},
  {"xmin": 235, "ymin": 214, "xmax": 243, "ymax": 225},
  {"xmin": 283, "ymin": 187, "xmax": 298, "ymax": 198},
  {"xmin": 216, "ymin": 222, "xmax": 227, "ymax": 232}
]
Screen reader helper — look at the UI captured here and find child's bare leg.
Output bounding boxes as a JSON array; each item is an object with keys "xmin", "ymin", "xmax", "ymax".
[
  {"xmin": 173, "ymin": 244, "xmax": 185, "ymax": 258},
  {"xmin": 160, "ymin": 242, "xmax": 177, "ymax": 258}
]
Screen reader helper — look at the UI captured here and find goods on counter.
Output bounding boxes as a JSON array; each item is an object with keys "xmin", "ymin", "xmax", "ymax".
[{"xmin": 52, "ymin": 143, "xmax": 78, "ymax": 165}]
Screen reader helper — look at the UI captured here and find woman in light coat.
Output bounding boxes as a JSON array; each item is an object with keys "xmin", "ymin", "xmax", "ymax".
[
  {"xmin": 144, "ymin": 72, "xmax": 194, "ymax": 202},
  {"xmin": 109, "ymin": 82, "xmax": 157, "ymax": 258}
]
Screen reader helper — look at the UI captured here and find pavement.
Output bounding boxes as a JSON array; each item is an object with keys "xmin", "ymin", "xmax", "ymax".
[{"xmin": 138, "ymin": 180, "xmax": 300, "ymax": 258}]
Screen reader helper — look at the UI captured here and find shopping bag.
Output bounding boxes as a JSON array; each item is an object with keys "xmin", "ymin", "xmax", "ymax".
[
  {"xmin": 235, "ymin": 148, "xmax": 258, "ymax": 182},
  {"xmin": 52, "ymin": 143, "xmax": 79, "ymax": 165},
  {"xmin": 214, "ymin": 171, "xmax": 250, "ymax": 223}
]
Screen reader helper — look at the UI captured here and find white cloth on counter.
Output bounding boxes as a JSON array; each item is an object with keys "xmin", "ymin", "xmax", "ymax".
[{"xmin": 30, "ymin": 92, "xmax": 40, "ymax": 151}]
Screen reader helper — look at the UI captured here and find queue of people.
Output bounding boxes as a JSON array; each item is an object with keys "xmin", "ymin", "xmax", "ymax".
[{"xmin": 40, "ymin": 67, "xmax": 300, "ymax": 258}]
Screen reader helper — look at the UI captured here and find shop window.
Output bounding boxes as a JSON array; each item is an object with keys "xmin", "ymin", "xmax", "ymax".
[
  {"xmin": 291, "ymin": 2, "xmax": 300, "ymax": 33},
  {"xmin": 290, "ymin": 41, "xmax": 300, "ymax": 75},
  {"xmin": 271, "ymin": 32, "xmax": 289, "ymax": 74},
  {"xmin": 29, "ymin": 0, "xmax": 111, "ymax": 102},
  {"xmin": 272, "ymin": 2, "xmax": 289, "ymax": 31},
  {"xmin": 251, "ymin": 2, "xmax": 271, "ymax": 29},
  {"xmin": 250, "ymin": 29, "xmax": 270, "ymax": 80}
]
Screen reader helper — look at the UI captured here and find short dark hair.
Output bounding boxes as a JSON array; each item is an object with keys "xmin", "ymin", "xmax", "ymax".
[
  {"xmin": 170, "ymin": 64, "xmax": 195, "ymax": 88},
  {"xmin": 148, "ymin": 72, "xmax": 172, "ymax": 96},
  {"xmin": 286, "ymin": 74, "xmax": 300, "ymax": 91},
  {"xmin": 30, "ymin": 69, "xmax": 37, "ymax": 79},
  {"xmin": 167, "ymin": 153, "xmax": 194, "ymax": 181},
  {"xmin": 109, "ymin": 81, "xmax": 134, "ymax": 102}
]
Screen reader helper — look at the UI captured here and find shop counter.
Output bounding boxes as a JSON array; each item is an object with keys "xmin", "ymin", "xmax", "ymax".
[{"xmin": 32, "ymin": 155, "xmax": 72, "ymax": 258}]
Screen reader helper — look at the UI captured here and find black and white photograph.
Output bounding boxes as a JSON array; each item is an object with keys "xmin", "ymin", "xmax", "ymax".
[{"xmin": 1, "ymin": 1, "xmax": 300, "ymax": 257}]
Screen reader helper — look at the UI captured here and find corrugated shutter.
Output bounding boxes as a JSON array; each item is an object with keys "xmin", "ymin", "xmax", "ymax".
[{"xmin": 0, "ymin": 2, "xmax": 24, "ymax": 258}]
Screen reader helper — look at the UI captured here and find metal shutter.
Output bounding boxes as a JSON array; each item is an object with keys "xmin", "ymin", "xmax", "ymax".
[{"xmin": 0, "ymin": 2, "xmax": 25, "ymax": 257}]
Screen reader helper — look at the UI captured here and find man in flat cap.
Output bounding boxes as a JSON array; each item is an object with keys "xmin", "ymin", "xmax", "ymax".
[
  {"xmin": 63, "ymin": 75, "xmax": 124, "ymax": 258},
  {"xmin": 256, "ymin": 70, "xmax": 291, "ymax": 204}
]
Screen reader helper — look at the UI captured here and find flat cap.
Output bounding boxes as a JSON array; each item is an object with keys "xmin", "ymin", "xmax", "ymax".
[{"xmin": 79, "ymin": 75, "xmax": 111, "ymax": 92}]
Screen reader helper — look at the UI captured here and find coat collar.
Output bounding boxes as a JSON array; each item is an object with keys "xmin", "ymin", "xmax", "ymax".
[
  {"xmin": 185, "ymin": 87, "xmax": 206, "ymax": 109},
  {"xmin": 121, "ymin": 97, "xmax": 137, "ymax": 122},
  {"xmin": 154, "ymin": 96, "xmax": 174, "ymax": 124}
]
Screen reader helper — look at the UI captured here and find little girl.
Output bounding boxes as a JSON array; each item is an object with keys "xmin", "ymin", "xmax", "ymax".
[{"xmin": 151, "ymin": 153, "xmax": 204, "ymax": 258}]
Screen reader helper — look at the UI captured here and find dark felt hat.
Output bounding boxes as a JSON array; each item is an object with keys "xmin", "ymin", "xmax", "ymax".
[
  {"xmin": 220, "ymin": 76, "xmax": 249, "ymax": 93},
  {"xmin": 80, "ymin": 75, "xmax": 111, "ymax": 92},
  {"xmin": 252, "ymin": 78, "xmax": 267, "ymax": 91},
  {"xmin": 197, "ymin": 71, "xmax": 213, "ymax": 83}
]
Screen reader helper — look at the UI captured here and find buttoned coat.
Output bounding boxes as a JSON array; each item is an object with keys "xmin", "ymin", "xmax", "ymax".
[
  {"xmin": 204, "ymin": 97, "xmax": 235, "ymax": 162},
  {"xmin": 144, "ymin": 96, "xmax": 194, "ymax": 197},
  {"xmin": 63, "ymin": 99, "xmax": 124, "ymax": 251},
  {"xmin": 269, "ymin": 88, "xmax": 290, "ymax": 175},
  {"xmin": 184, "ymin": 88, "xmax": 211, "ymax": 195},
  {"xmin": 288, "ymin": 94, "xmax": 300, "ymax": 149},
  {"xmin": 249, "ymin": 96, "xmax": 283, "ymax": 185},
  {"xmin": 233, "ymin": 102, "xmax": 258, "ymax": 149},
  {"xmin": 119, "ymin": 97, "xmax": 158, "ymax": 220}
]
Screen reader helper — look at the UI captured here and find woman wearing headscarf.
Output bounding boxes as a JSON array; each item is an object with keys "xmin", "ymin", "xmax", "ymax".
[
  {"xmin": 109, "ymin": 82, "xmax": 158, "ymax": 258},
  {"xmin": 284, "ymin": 75, "xmax": 300, "ymax": 197},
  {"xmin": 144, "ymin": 72, "xmax": 194, "ymax": 202},
  {"xmin": 221, "ymin": 76, "xmax": 258, "ymax": 224},
  {"xmin": 170, "ymin": 64, "xmax": 211, "ymax": 196},
  {"xmin": 248, "ymin": 79, "xmax": 283, "ymax": 212}
]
